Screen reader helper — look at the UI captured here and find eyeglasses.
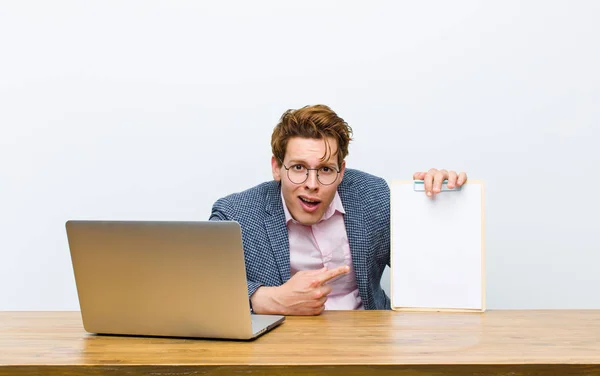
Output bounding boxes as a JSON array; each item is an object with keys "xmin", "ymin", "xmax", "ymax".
[{"xmin": 280, "ymin": 160, "xmax": 340, "ymax": 185}]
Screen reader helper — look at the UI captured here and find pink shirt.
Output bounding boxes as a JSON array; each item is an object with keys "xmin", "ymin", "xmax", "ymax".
[{"xmin": 282, "ymin": 192, "xmax": 364, "ymax": 310}]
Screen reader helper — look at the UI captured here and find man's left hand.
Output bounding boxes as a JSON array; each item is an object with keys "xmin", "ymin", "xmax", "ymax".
[{"xmin": 413, "ymin": 168, "xmax": 467, "ymax": 197}]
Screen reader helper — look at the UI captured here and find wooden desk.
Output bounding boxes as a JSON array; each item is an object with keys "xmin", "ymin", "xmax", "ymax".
[{"xmin": 1, "ymin": 310, "xmax": 599, "ymax": 375}]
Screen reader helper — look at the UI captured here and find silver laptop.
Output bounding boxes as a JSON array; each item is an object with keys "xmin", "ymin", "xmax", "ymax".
[{"xmin": 65, "ymin": 220, "xmax": 284, "ymax": 340}]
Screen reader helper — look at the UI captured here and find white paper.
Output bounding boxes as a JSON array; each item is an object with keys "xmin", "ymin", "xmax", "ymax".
[{"xmin": 390, "ymin": 181, "xmax": 484, "ymax": 310}]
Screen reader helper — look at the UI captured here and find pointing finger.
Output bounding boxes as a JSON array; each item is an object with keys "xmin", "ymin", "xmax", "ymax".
[{"xmin": 317, "ymin": 265, "xmax": 350, "ymax": 285}]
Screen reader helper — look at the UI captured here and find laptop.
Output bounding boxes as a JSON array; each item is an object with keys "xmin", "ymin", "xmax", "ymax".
[{"xmin": 65, "ymin": 220, "xmax": 284, "ymax": 340}]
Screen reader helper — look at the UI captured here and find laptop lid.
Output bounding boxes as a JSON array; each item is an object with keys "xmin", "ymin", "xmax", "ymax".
[{"xmin": 65, "ymin": 220, "xmax": 282, "ymax": 340}]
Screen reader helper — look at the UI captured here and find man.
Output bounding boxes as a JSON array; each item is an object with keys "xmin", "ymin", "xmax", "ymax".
[{"xmin": 210, "ymin": 105, "xmax": 467, "ymax": 315}]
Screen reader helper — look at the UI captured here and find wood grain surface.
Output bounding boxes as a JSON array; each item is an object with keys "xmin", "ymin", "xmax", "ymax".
[{"xmin": 1, "ymin": 310, "xmax": 599, "ymax": 375}]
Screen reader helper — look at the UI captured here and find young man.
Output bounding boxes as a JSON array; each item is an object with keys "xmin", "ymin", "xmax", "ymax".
[{"xmin": 209, "ymin": 105, "xmax": 467, "ymax": 315}]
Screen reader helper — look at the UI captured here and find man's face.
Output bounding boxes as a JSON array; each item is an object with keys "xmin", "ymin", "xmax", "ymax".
[{"xmin": 272, "ymin": 137, "xmax": 345, "ymax": 226}]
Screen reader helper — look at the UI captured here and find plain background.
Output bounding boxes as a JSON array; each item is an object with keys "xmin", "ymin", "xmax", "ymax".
[{"xmin": 1, "ymin": 1, "xmax": 598, "ymax": 310}]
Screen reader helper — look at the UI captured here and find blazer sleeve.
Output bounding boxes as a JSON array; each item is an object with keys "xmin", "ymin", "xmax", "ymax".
[
  {"xmin": 383, "ymin": 185, "xmax": 391, "ymax": 268},
  {"xmin": 373, "ymin": 177, "xmax": 391, "ymax": 268},
  {"xmin": 209, "ymin": 198, "xmax": 264, "ymax": 298}
]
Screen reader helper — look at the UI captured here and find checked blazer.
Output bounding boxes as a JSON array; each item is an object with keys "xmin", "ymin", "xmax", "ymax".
[{"xmin": 209, "ymin": 168, "xmax": 392, "ymax": 310}]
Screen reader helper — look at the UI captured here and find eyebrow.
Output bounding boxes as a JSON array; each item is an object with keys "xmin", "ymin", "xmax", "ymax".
[{"xmin": 287, "ymin": 159, "xmax": 338, "ymax": 168}]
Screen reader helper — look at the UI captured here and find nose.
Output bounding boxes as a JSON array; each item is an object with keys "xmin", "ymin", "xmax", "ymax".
[{"xmin": 304, "ymin": 169, "xmax": 319, "ymax": 190}]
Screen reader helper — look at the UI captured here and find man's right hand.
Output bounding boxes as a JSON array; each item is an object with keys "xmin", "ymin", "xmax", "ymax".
[{"xmin": 250, "ymin": 265, "xmax": 350, "ymax": 316}]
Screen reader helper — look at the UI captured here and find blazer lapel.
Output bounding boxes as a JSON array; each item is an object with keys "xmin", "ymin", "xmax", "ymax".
[
  {"xmin": 264, "ymin": 181, "xmax": 291, "ymax": 283},
  {"xmin": 338, "ymin": 181, "xmax": 372, "ymax": 309}
]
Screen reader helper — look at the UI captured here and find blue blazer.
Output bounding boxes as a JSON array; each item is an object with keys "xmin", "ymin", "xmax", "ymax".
[{"xmin": 209, "ymin": 168, "xmax": 391, "ymax": 310}]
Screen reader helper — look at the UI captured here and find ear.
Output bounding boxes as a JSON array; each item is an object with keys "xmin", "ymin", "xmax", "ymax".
[{"xmin": 271, "ymin": 156, "xmax": 282, "ymax": 182}]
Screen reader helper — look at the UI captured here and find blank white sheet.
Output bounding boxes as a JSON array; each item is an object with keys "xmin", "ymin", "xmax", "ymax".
[{"xmin": 390, "ymin": 181, "xmax": 485, "ymax": 311}]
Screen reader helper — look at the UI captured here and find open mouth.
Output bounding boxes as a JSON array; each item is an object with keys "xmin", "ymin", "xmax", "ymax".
[{"xmin": 299, "ymin": 196, "xmax": 321, "ymax": 212}]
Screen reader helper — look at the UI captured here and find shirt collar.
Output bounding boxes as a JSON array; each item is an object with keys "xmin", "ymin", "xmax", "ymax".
[{"xmin": 281, "ymin": 190, "xmax": 345, "ymax": 225}]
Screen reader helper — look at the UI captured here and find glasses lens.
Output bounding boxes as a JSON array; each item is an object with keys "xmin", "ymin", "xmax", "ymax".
[
  {"xmin": 288, "ymin": 168, "xmax": 307, "ymax": 184},
  {"xmin": 317, "ymin": 168, "xmax": 338, "ymax": 185}
]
